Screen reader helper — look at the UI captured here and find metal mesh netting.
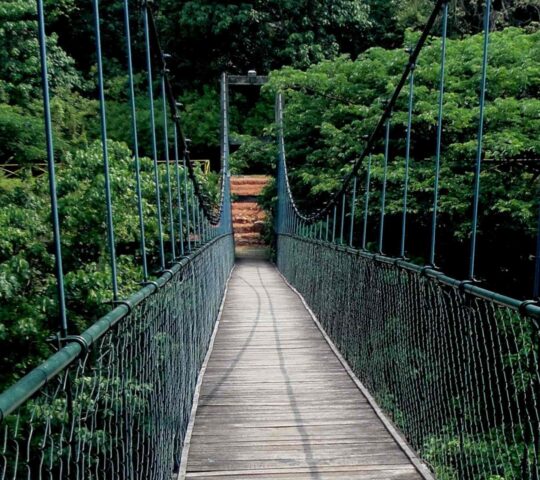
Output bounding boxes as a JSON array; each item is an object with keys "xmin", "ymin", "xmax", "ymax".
[
  {"xmin": 277, "ymin": 234, "xmax": 539, "ymax": 480},
  {"xmin": 0, "ymin": 234, "xmax": 234, "ymax": 479}
]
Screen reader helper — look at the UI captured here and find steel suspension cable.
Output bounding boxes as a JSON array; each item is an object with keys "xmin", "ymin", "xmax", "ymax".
[
  {"xmin": 145, "ymin": 4, "xmax": 227, "ymax": 226},
  {"xmin": 362, "ymin": 154, "xmax": 372, "ymax": 250},
  {"xmin": 278, "ymin": 0, "xmax": 449, "ymax": 224},
  {"xmin": 349, "ymin": 177, "xmax": 357, "ymax": 247},
  {"xmin": 161, "ymin": 74, "xmax": 176, "ymax": 260},
  {"xmin": 534, "ymin": 209, "xmax": 540, "ymax": 298},
  {"xmin": 37, "ymin": 0, "xmax": 68, "ymax": 336},
  {"xmin": 340, "ymin": 194, "xmax": 346, "ymax": 244},
  {"xmin": 400, "ymin": 67, "xmax": 415, "ymax": 259},
  {"xmin": 142, "ymin": 2, "xmax": 166, "ymax": 270},
  {"xmin": 182, "ymin": 152, "xmax": 192, "ymax": 252},
  {"xmin": 123, "ymin": 0, "xmax": 148, "ymax": 281},
  {"xmin": 173, "ymin": 124, "xmax": 185, "ymax": 257},
  {"xmin": 469, "ymin": 0, "xmax": 492, "ymax": 280},
  {"xmin": 378, "ymin": 117, "xmax": 391, "ymax": 254},
  {"xmin": 430, "ymin": 1, "xmax": 449, "ymax": 267},
  {"xmin": 93, "ymin": 0, "xmax": 119, "ymax": 300}
]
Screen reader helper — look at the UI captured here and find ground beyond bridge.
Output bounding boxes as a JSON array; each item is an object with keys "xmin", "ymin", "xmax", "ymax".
[{"xmin": 180, "ymin": 254, "xmax": 432, "ymax": 480}]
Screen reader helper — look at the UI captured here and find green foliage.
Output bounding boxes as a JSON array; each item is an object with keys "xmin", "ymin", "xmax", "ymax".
[
  {"xmin": 0, "ymin": 104, "xmax": 47, "ymax": 164},
  {"xmin": 230, "ymin": 135, "xmax": 277, "ymax": 174},
  {"xmin": 262, "ymin": 28, "xmax": 540, "ymax": 287},
  {"xmin": 0, "ymin": 139, "xmax": 203, "ymax": 389},
  {"xmin": 0, "ymin": 0, "xmax": 84, "ymax": 106},
  {"xmin": 0, "ymin": 183, "xmax": 56, "ymax": 388},
  {"xmin": 0, "ymin": 0, "xmax": 94, "ymax": 168},
  {"xmin": 424, "ymin": 427, "xmax": 533, "ymax": 479},
  {"xmin": 159, "ymin": 0, "xmax": 371, "ymax": 86}
]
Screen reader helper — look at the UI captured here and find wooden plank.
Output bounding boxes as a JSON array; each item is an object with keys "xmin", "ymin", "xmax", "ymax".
[
  {"xmin": 180, "ymin": 259, "xmax": 432, "ymax": 479},
  {"xmin": 185, "ymin": 464, "xmax": 420, "ymax": 478}
]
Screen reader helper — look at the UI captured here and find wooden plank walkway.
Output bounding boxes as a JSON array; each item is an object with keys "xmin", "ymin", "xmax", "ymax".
[{"xmin": 180, "ymin": 256, "xmax": 431, "ymax": 480}]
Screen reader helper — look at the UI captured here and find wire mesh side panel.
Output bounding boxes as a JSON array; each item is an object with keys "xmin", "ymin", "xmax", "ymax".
[
  {"xmin": 277, "ymin": 234, "xmax": 539, "ymax": 480},
  {"xmin": 0, "ymin": 234, "xmax": 234, "ymax": 480}
]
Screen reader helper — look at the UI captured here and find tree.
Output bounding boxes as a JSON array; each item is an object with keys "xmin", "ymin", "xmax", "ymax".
[
  {"xmin": 157, "ymin": 0, "xmax": 371, "ymax": 86},
  {"xmin": 262, "ymin": 27, "xmax": 540, "ymax": 293}
]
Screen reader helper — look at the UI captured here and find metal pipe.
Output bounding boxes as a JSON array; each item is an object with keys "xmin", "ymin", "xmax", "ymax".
[{"xmin": 0, "ymin": 233, "xmax": 233, "ymax": 422}]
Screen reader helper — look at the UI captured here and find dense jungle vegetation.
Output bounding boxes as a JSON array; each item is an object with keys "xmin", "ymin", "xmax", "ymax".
[{"xmin": 0, "ymin": 0, "xmax": 539, "ymax": 397}]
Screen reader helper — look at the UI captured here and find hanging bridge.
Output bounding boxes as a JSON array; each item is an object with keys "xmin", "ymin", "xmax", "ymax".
[{"xmin": 0, "ymin": 0, "xmax": 539, "ymax": 479}]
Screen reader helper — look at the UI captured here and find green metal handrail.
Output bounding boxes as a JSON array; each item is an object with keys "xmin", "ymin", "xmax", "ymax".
[{"xmin": 0, "ymin": 234, "xmax": 232, "ymax": 423}]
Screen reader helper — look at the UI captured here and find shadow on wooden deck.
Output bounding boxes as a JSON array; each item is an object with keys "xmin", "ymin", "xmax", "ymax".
[{"xmin": 179, "ymin": 259, "xmax": 433, "ymax": 480}]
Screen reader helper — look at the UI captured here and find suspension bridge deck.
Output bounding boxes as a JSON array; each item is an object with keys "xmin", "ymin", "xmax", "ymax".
[{"xmin": 180, "ymin": 255, "xmax": 430, "ymax": 480}]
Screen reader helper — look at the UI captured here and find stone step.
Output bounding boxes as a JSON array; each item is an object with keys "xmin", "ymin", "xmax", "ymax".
[
  {"xmin": 231, "ymin": 186, "xmax": 267, "ymax": 196},
  {"xmin": 230, "ymin": 175, "xmax": 270, "ymax": 197},
  {"xmin": 232, "ymin": 202, "xmax": 261, "ymax": 211},
  {"xmin": 230, "ymin": 175, "xmax": 270, "ymax": 186},
  {"xmin": 233, "ymin": 216, "xmax": 266, "ymax": 225},
  {"xmin": 230, "ymin": 176, "xmax": 269, "ymax": 246},
  {"xmin": 234, "ymin": 222, "xmax": 265, "ymax": 234}
]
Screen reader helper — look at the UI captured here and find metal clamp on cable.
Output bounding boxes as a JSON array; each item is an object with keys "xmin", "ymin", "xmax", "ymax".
[
  {"xmin": 393, "ymin": 257, "xmax": 405, "ymax": 269},
  {"xmin": 518, "ymin": 299, "xmax": 539, "ymax": 317},
  {"xmin": 457, "ymin": 278, "xmax": 479, "ymax": 295},
  {"xmin": 48, "ymin": 333, "xmax": 90, "ymax": 357},
  {"xmin": 141, "ymin": 280, "xmax": 160, "ymax": 292},
  {"xmin": 420, "ymin": 265, "xmax": 437, "ymax": 278},
  {"xmin": 373, "ymin": 253, "xmax": 386, "ymax": 264},
  {"xmin": 110, "ymin": 299, "xmax": 134, "ymax": 316},
  {"xmin": 405, "ymin": 47, "xmax": 416, "ymax": 70},
  {"xmin": 62, "ymin": 335, "xmax": 90, "ymax": 356},
  {"xmin": 456, "ymin": 279, "xmax": 481, "ymax": 309}
]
